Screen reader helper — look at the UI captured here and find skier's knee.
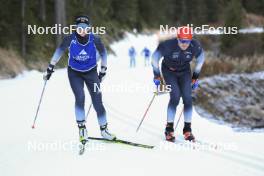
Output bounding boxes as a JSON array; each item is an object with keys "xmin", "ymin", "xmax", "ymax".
[
  {"xmin": 95, "ymin": 105, "xmax": 106, "ymax": 117},
  {"xmin": 75, "ymin": 96, "xmax": 85, "ymax": 107},
  {"xmin": 169, "ymin": 97, "xmax": 180, "ymax": 107},
  {"xmin": 183, "ymin": 96, "xmax": 192, "ymax": 106}
]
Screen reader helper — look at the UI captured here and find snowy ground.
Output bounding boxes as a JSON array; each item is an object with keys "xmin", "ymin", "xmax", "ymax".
[{"xmin": 1, "ymin": 33, "xmax": 264, "ymax": 176}]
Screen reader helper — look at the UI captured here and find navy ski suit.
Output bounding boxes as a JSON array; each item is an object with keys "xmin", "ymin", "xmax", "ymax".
[
  {"xmin": 152, "ymin": 38, "xmax": 205, "ymax": 123},
  {"xmin": 49, "ymin": 32, "xmax": 107, "ymax": 126}
]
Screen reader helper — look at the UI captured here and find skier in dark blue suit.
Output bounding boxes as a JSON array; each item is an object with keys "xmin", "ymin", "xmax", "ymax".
[
  {"xmin": 43, "ymin": 15, "xmax": 116, "ymax": 144},
  {"xmin": 141, "ymin": 47, "xmax": 151, "ymax": 66},
  {"xmin": 128, "ymin": 46, "xmax": 136, "ymax": 68},
  {"xmin": 152, "ymin": 26, "xmax": 205, "ymax": 142}
]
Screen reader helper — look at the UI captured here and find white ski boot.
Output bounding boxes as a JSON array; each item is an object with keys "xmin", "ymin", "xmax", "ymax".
[
  {"xmin": 78, "ymin": 123, "xmax": 89, "ymax": 144},
  {"xmin": 100, "ymin": 124, "xmax": 116, "ymax": 140}
]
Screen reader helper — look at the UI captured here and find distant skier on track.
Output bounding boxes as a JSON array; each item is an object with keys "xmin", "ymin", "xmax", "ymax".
[
  {"xmin": 43, "ymin": 15, "xmax": 116, "ymax": 145},
  {"xmin": 152, "ymin": 26, "xmax": 205, "ymax": 142},
  {"xmin": 128, "ymin": 46, "xmax": 136, "ymax": 68},
  {"xmin": 141, "ymin": 47, "xmax": 151, "ymax": 66}
]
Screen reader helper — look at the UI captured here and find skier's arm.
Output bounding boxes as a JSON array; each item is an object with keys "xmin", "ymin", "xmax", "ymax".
[
  {"xmin": 94, "ymin": 35, "xmax": 107, "ymax": 82},
  {"xmin": 151, "ymin": 44, "xmax": 163, "ymax": 77},
  {"xmin": 193, "ymin": 49, "xmax": 205, "ymax": 79},
  {"xmin": 94, "ymin": 35, "xmax": 107, "ymax": 68},
  {"xmin": 50, "ymin": 35, "xmax": 72, "ymax": 65},
  {"xmin": 44, "ymin": 35, "xmax": 71, "ymax": 80}
]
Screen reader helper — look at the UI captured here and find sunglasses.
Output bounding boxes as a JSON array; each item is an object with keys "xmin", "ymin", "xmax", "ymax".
[
  {"xmin": 77, "ymin": 23, "xmax": 91, "ymax": 29},
  {"xmin": 178, "ymin": 39, "xmax": 191, "ymax": 44}
]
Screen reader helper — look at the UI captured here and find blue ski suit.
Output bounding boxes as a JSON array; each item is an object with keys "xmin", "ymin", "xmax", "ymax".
[
  {"xmin": 49, "ymin": 32, "xmax": 107, "ymax": 126},
  {"xmin": 129, "ymin": 47, "xmax": 136, "ymax": 67}
]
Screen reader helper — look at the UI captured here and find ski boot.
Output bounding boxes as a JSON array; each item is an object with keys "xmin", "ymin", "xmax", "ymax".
[
  {"xmin": 165, "ymin": 122, "xmax": 175, "ymax": 142},
  {"xmin": 100, "ymin": 123, "xmax": 116, "ymax": 140},
  {"xmin": 78, "ymin": 123, "xmax": 89, "ymax": 145},
  {"xmin": 183, "ymin": 122, "xmax": 195, "ymax": 142}
]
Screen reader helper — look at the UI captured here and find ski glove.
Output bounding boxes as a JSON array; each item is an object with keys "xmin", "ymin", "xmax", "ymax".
[
  {"xmin": 98, "ymin": 66, "xmax": 107, "ymax": 82},
  {"xmin": 191, "ymin": 79, "xmax": 199, "ymax": 90},
  {"xmin": 191, "ymin": 72, "xmax": 199, "ymax": 90},
  {"xmin": 43, "ymin": 64, "xmax": 55, "ymax": 80},
  {"xmin": 153, "ymin": 76, "xmax": 161, "ymax": 86}
]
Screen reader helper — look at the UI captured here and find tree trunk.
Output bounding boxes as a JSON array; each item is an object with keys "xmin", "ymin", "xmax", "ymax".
[
  {"xmin": 21, "ymin": 0, "xmax": 26, "ymax": 57},
  {"xmin": 181, "ymin": 0, "xmax": 187, "ymax": 24},
  {"xmin": 54, "ymin": 0, "xmax": 66, "ymax": 46},
  {"xmin": 39, "ymin": 0, "xmax": 46, "ymax": 21}
]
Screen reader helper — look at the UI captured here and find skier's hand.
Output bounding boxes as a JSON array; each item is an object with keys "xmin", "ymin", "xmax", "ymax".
[
  {"xmin": 191, "ymin": 72, "xmax": 199, "ymax": 90},
  {"xmin": 153, "ymin": 76, "xmax": 161, "ymax": 86},
  {"xmin": 43, "ymin": 64, "xmax": 55, "ymax": 80},
  {"xmin": 98, "ymin": 66, "xmax": 107, "ymax": 82},
  {"xmin": 191, "ymin": 79, "xmax": 199, "ymax": 90}
]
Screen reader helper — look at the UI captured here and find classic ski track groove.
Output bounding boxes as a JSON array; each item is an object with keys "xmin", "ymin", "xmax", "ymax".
[{"xmin": 104, "ymin": 103, "xmax": 264, "ymax": 174}]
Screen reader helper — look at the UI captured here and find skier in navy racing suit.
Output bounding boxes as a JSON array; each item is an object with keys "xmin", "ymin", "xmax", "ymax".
[
  {"xmin": 43, "ymin": 15, "xmax": 116, "ymax": 144},
  {"xmin": 152, "ymin": 26, "xmax": 205, "ymax": 142}
]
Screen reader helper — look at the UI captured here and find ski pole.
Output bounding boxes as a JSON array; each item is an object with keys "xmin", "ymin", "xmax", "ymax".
[
  {"xmin": 136, "ymin": 91, "xmax": 158, "ymax": 132},
  {"xmin": 85, "ymin": 103, "xmax": 92, "ymax": 120},
  {"xmin": 174, "ymin": 106, "xmax": 184, "ymax": 131},
  {"xmin": 32, "ymin": 80, "xmax": 48, "ymax": 129}
]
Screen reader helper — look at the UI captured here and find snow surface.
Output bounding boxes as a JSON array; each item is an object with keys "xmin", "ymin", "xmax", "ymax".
[{"xmin": 0, "ymin": 33, "xmax": 264, "ymax": 176}]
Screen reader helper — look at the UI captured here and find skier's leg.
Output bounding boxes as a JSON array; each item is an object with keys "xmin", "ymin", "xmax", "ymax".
[
  {"xmin": 83, "ymin": 68, "xmax": 116, "ymax": 140},
  {"xmin": 68, "ymin": 68, "xmax": 88, "ymax": 143},
  {"xmin": 130, "ymin": 57, "xmax": 132, "ymax": 68},
  {"xmin": 133, "ymin": 57, "xmax": 136, "ymax": 67},
  {"xmin": 179, "ymin": 70, "xmax": 195, "ymax": 141},
  {"xmin": 178, "ymin": 71, "xmax": 192, "ymax": 123},
  {"xmin": 131, "ymin": 58, "xmax": 134, "ymax": 67},
  {"xmin": 162, "ymin": 67, "xmax": 181, "ymax": 123},
  {"xmin": 165, "ymin": 78, "xmax": 180, "ymax": 142},
  {"xmin": 83, "ymin": 68, "xmax": 106, "ymax": 126},
  {"xmin": 146, "ymin": 57, "xmax": 150, "ymax": 66},
  {"xmin": 161, "ymin": 66, "xmax": 180, "ymax": 142},
  {"xmin": 68, "ymin": 68, "xmax": 86, "ymax": 123},
  {"xmin": 167, "ymin": 82, "xmax": 181, "ymax": 123}
]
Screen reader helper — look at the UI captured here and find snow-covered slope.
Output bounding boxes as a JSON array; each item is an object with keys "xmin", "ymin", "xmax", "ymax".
[{"xmin": 0, "ymin": 33, "xmax": 264, "ymax": 176}]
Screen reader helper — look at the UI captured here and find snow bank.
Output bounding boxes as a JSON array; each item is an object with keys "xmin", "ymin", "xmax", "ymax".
[{"xmin": 195, "ymin": 72, "xmax": 264, "ymax": 129}]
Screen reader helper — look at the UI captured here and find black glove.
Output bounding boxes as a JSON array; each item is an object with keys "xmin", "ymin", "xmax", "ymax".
[
  {"xmin": 43, "ymin": 64, "xmax": 55, "ymax": 80},
  {"xmin": 192, "ymin": 72, "xmax": 199, "ymax": 80},
  {"xmin": 98, "ymin": 66, "xmax": 107, "ymax": 82},
  {"xmin": 191, "ymin": 72, "xmax": 199, "ymax": 90}
]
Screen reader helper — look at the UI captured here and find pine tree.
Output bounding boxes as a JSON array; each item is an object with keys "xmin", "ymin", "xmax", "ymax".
[
  {"xmin": 242, "ymin": 0, "xmax": 264, "ymax": 16},
  {"xmin": 205, "ymin": 0, "xmax": 219, "ymax": 23},
  {"xmin": 220, "ymin": 0, "xmax": 244, "ymax": 55},
  {"xmin": 111, "ymin": 0, "xmax": 138, "ymax": 28},
  {"xmin": 54, "ymin": 0, "xmax": 66, "ymax": 46}
]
